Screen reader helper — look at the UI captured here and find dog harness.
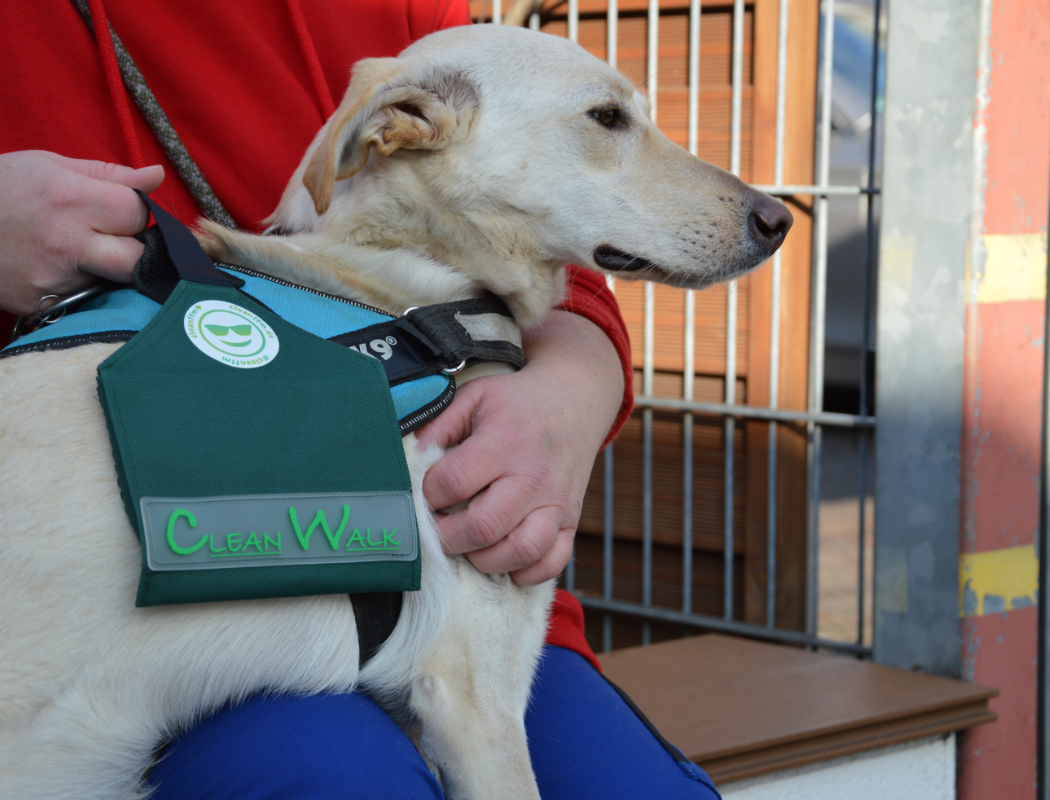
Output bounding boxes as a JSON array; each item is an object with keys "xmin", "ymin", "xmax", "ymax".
[
  {"xmin": 2, "ymin": 235, "xmax": 524, "ymax": 438},
  {"xmin": 3, "ymin": 194, "xmax": 524, "ymax": 666}
]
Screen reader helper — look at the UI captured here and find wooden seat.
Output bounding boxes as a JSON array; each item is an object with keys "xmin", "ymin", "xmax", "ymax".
[{"xmin": 598, "ymin": 633, "xmax": 997, "ymax": 784}]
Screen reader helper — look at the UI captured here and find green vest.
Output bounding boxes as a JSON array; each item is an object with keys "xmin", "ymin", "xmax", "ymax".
[{"xmin": 97, "ymin": 195, "xmax": 420, "ymax": 607}]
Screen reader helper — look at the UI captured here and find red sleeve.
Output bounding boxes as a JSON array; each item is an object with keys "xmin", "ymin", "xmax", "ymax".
[
  {"xmin": 545, "ymin": 589, "xmax": 601, "ymax": 672},
  {"xmin": 544, "ymin": 266, "xmax": 633, "ymax": 671},
  {"xmin": 559, "ymin": 265, "xmax": 634, "ymax": 447}
]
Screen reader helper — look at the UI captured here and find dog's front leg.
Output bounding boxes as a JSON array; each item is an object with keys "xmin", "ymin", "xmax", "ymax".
[{"xmin": 409, "ymin": 559, "xmax": 553, "ymax": 800}]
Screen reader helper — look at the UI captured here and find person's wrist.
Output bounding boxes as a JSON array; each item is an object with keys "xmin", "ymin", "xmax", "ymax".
[{"xmin": 521, "ymin": 309, "xmax": 624, "ymax": 450}]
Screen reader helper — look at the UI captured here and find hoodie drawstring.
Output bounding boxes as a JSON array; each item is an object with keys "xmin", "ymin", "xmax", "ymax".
[
  {"xmin": 284, "ymin": 0, "xmax": 337, "ymax": 118},
  {"xmin": 87, "ymin": 0, "xmax": 144, "ymax": 169}
]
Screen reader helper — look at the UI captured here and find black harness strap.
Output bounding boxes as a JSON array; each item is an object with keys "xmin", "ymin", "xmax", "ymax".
[
  {"xmin": 405, "ymin": 298, "xmax": 525, "ymax": 371},
  {"xmin": 133, "ymin": 225, "xmax": 245, "ymax": 304},
  {"xmin": 134, "ymin": 191, "xmax": 237, "ymax": 287},
  {"xmin": 351, "ymin": 592, "xmax": 405, "ymax": 668},
  {"xmin": 130, "ymin": 200, "xmax": 525, "ymax": 387},
  {"xmin": 330, "ymin": 299, "xmax": 524, "ymax": 386}
]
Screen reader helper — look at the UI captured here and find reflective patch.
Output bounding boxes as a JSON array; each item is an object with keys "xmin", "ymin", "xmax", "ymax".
[
  {"xmin": 141, "ymin": 492, "xmax": 417, "ymax": 572},
  {"xmin": 455, "ymin": 311, "xmax": 522, "ymax": 347}
]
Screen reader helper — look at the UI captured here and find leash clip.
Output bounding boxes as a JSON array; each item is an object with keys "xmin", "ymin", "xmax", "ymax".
[
  {"xmin": 10, "ymin": 283, "xmax": 110, "ymax": 343},
  {"xmin": 442, "ymin": 360, "xmax": 467, "ymax": 375}
]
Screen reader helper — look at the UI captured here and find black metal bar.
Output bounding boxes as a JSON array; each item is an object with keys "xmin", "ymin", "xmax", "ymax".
[
  {"xmin": 576, "ymin": 594, "xmax": 874, "ymax": 657},
  {"xmin": 855, "ymin": 0, "xmax": 882, "ymax": 654},
  {"xmin": 1036, "ymin": 120, "xmax": 1050, "ymax": 800}
]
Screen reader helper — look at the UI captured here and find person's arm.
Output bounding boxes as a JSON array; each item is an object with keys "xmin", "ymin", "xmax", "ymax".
[
  {"xmin": 1, "ymin": 151, "xmax": 634, "ymax": 590},
  {"xmin": 417, "ymin": 271, "xmax": 633, "ymax": 586},
  {"xmin": 0, "ymin": 151, "xmax": 163, "ymax": 316}
]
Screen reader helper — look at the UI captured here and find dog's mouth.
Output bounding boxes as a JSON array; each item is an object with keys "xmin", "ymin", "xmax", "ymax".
[
  {"xmin": 592, "ymin": 245, "xmax": 701, "ymax": 287},
  {"xmin": 592, "ymin": 245, "xmax": 658, "ymax": 273}
]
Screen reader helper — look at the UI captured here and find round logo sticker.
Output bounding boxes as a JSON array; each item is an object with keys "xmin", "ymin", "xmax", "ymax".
[{"xmin": 184, "ymin": 301, "xmax": 279, "ymax": 368}]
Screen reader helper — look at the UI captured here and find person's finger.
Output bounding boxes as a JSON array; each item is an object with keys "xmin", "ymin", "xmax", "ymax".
[
  {"xmin": 415, "ymin": 379, "xmax": 482, "ymax": 451},
  {"xmin": 421, "ymin": 425, "xmax": 512, "ymax": 513},
  {"xmin": 22, "ymin": 271, "xmax": 98, "ymax": 310},
  {"xmin": 76, "ymin": 231, "xmax": 146, "ymax": 284},
  {"xmin": 508, "ymin": 527, "xmax": 577, "ymax": 586},
  {"xmin": 66, "ymin": 157, "xmax": 165, "ymax": 193},
  {"xmin": 463, "ymin": 503, "xmax": 562, "ymax": 575},
  {"xmin": 436, "ymin": 474, "xmax": 541, "ymax": 554},
  {"xmin": 84, "ymin": 177, "xmax": 159, "ymax": 237},
  {"xmin": 49, "ymin": 156, "xmax": 162, "ymax": 237}
]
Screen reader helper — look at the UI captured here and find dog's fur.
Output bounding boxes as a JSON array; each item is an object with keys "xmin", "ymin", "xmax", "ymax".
[{"xmin": 0, "ymin": 25, "xmax": 789, "ymax": 799}]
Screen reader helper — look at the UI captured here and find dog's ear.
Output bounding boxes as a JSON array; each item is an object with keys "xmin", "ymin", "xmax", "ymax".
[{"xmin": 303, "ymin": 58, "xmax": 478, "ymax": 215}]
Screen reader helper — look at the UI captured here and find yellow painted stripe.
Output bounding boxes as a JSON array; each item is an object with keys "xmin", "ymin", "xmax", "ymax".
[
  {"xmin": 959, "ymin": 544, "xmax": 1039, "ymax": 617},
  {"xmin": 977, "ymin": 233, "xmax": 1047, "ymax": 303}
]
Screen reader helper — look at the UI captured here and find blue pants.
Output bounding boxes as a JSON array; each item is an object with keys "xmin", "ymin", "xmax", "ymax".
[{"xmin": 148, "ymin": 646, "xmax": 721, "ymax": 799}]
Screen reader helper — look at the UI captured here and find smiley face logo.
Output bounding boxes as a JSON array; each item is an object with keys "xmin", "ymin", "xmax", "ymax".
[
  {"xmin": 184, "ymin": 301, "xmax": 279, "ymax": 368},
  {"xmin": 200, "ymin": 314, "xmax": 263, "ymax": 356},
  {"xmin": 203, "ymin": 322, "xmax": 254, "ymax": 349}
]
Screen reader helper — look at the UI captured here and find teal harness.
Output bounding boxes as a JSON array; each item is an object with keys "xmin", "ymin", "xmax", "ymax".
[{"xmin": 2, "ymin": 234, "xmax": 524, "ymax": 438}]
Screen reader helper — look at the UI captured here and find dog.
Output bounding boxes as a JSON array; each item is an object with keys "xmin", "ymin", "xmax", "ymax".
[{"xmin": 0, "ymin": 24, "xmax": 791, "ymax": 799}]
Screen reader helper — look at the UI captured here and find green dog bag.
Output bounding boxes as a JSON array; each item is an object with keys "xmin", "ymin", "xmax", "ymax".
[{"xmin": 96, "ymin": 195, "xmax": 420, "ymax": 607}]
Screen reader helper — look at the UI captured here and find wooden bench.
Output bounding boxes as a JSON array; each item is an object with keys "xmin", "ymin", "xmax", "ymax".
[{"xmin": 598, "ymin": 633, "xmax": 997, "ymax": 786}]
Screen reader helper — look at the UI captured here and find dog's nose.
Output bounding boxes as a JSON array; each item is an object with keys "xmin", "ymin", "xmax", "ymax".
[{"xmin": 749, "ymin": 196, "xmax": 793, "ymax": 254}]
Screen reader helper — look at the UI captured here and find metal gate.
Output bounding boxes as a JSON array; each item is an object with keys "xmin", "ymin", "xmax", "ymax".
[{"xmin": 485, "ymin": 0, "xmax": 884, "ymax": 657}]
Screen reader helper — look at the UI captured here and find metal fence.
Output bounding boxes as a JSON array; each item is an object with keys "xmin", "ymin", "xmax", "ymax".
[{"xmin": 497, "ymin": 0, "xmax": 883, "ymax": 657}]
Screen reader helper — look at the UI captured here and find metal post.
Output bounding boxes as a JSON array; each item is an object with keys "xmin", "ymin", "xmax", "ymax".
[
  {"xmin": 805, "ymin": 0, "xmax": 835, "ymax": 642},
  {"xmin": 683, "ymin": 0, "xmax": 700, "ymax": 621},
  {"xmin": 856, "ymin": 0, "xmax": 882, "ymax": 648},
  {"xmin": 643, "ymin": 287, "xmax": 655, "ymax": 644},
  {"xmin": 722, "ymin": 0, "xmax": 744, "ymax": 623},
  {"xmin": 766, "ymin": 0, "xmax": 789, "ymax": 629},
  {"xmin": 873, "ymin": 0, "xmax": 978, "ymax": 676}
]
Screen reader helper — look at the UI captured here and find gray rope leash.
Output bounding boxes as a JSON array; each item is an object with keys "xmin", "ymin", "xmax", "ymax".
[{"xmin": 70, "ymin": 0, "xmax": 239, "ymax": 230}]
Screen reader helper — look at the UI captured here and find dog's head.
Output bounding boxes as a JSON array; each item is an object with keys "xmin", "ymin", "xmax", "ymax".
[{"xmin": 269, "ymin": 25, "xmax": 792, "ymax": 324}]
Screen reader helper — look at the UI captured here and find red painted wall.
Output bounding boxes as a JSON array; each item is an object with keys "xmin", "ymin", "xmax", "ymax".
[{"xmin": 957, "ymin": 1, "xmax": 1050, "ymax": 797}]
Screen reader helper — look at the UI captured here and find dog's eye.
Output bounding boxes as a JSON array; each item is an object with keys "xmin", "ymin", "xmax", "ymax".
[{"xmin": 590, "ymin": 106, "xmax": 624, "ymax": 129}]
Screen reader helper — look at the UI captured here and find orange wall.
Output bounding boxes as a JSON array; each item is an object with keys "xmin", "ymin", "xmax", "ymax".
[{"xmin": 958, "ymin": 2, "xmax": 1050, "ymax": 798}]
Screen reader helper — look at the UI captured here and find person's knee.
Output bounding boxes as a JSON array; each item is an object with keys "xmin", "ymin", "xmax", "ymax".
[
  {"xmin": 148, "ymin": 692, "xmax": 443, "ymax": 800},
  {"xmin": 526, "ymin": 646, "xmax": 721, "ymax": 800}
]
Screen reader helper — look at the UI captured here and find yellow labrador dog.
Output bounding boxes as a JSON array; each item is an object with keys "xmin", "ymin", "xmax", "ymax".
[{"xmin": 0, "ymin": 24, "xmax": 790, "ymax": 800}]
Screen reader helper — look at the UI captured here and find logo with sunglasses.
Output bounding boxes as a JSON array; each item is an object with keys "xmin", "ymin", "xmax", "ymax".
[{"xmin": 184, "ymin": 301, "xmax": 280, "ymax": 368}]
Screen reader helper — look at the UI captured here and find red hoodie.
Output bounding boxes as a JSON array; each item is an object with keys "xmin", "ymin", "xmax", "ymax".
[{"xmin": 0, "ymin": 0, "xmax": 633, "ymax": 670}]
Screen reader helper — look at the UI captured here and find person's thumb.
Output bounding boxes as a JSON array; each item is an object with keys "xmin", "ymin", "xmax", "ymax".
[
  {"xmin": 67, "ymin": 157, "xmax": 165, "ymax": 192},
  {"xmin": 415, "ymin": 379, "xmax": 484, "ymax": 452}
]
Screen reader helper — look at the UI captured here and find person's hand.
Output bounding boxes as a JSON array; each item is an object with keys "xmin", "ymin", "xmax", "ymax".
[
  {"xmin": 417, "ymin": 309, "xmax": 625, "ymax": 586},
  {"xmin": 0, "ymin": 151, "xmax": 164, "ymax": 316}
]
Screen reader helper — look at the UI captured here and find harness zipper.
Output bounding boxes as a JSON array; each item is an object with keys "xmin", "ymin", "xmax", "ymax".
[
  {"xmin": 218, "ymin": 262, "xmax": 456, "ymax": 436},
  {"xmin": 399, "ymin": 381, "xmax": 456, "ymax": 434},
  {"xmin": 216, "ymin": 263, "xmax": 392, "ymax": 317}
]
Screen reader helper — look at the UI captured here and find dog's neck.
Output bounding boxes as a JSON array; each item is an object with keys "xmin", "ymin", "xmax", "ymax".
[{"xmin": 200, "ymin": 161, "xmax": 568, "ymax": 328}]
